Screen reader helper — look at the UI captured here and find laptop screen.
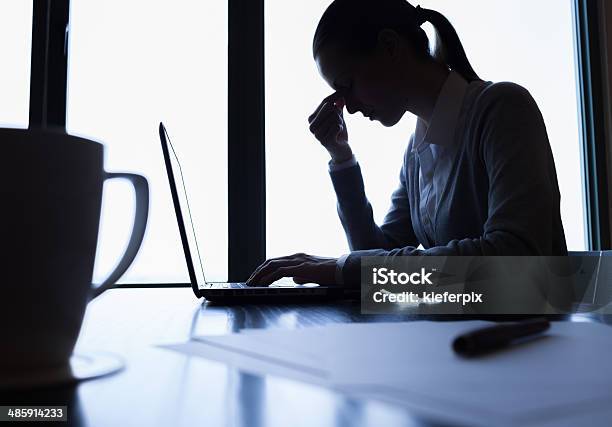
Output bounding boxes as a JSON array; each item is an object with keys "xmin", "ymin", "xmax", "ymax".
[{"xmin": 160, "ymin": 123, "xmax": 207, "ymax": 291}]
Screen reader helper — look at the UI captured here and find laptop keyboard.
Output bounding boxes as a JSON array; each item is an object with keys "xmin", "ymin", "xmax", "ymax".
[
  {"xmin": 207, "ymin": 282, "xmax": 247, "ymax": 289},
  {"xmin": 228, "ymin": 283, "xmax": 246, "ymax": 288},
  {"xmin": 208, "ymin": 280, "xmax": 300, "ymax": 289}
]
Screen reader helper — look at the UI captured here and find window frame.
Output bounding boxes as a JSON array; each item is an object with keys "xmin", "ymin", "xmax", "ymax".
[
  {"xmin": 573, "ymin": 0, "xmax": 611, "ymax": 250},
  {"xmin": 30, "ymin": 0, "xmax": 68, "ymax": 128},
  {"xmin": 31, "ymin": 0, "xmax": 609, "ymax": 285}
]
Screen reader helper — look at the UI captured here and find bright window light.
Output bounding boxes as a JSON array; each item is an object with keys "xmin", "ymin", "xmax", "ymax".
[
  {"xmin": 0, "ymin": 1, "xmax": 32, "ymax": 128},
  {"xmin": 67, "ymin": 0, "xmax": 228, "ymax": 283}
]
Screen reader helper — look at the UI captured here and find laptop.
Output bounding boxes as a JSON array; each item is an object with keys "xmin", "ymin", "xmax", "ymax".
[{"xmin": 159, "ymin": 122, "xmax": 358, "ymax": 303}]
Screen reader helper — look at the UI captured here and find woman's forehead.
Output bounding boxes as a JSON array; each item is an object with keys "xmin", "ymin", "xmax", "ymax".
[{"xmin": 315, "ymin": 45, "xmax": 360, "ymax": 87}]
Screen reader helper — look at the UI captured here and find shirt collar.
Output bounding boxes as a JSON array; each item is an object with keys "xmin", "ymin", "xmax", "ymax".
[{"xmin": 414, "ymin": 70, "xmax": 469, "ymax": 150}]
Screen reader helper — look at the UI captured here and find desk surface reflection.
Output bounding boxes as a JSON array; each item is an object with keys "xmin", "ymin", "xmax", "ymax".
[{"xmin": 4, "ymin": 288, "xmax": 609, "ymax": 427}]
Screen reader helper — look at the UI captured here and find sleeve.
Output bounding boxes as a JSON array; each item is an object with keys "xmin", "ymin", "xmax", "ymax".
[
  {"xmin": 339, "ymin": 83, "xmax": 565, "ymax": 286},
  {"xmin": 329, "ymin": 142, "xmax": 419, "ymax": 252},
  {"xmin": 335, "ymin": 254, "xmax": 350, "ymax": 285},
  {"xmin": 328, "ymin": 155, "xmax": 358, "ymax": 172}
]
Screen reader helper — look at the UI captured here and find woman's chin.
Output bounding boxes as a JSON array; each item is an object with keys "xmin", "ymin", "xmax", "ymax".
[{"xmin": 379, "ymin": 115, "xmax": 400, "ymax": 128}]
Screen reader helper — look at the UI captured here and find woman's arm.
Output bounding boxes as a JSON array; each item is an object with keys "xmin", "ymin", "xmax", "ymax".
[
  {"xmin": 307, "ymin": 91, "xmax": 419, "ymax": 251},
  {"xmin": 330, "ymin": 143, "xmax": 419, "ymax": 251}
]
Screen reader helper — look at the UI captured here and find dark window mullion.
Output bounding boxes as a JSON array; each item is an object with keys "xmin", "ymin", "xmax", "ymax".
[
  {"xmin": 228, "ymin": 0, "xmax": 266, "ymax": 281},
  {"xmin": 29, "ymin": 0, "xmax": 69, "ymax": 129},
  {"xmin": 574, "ymin": 0, "xmax": 611, "ymax": 250}
]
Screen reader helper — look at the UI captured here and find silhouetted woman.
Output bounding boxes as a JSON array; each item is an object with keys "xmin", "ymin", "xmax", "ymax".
[{"xmin": 248, "ymin": 0, "xmax": 567, "ymax": 286}]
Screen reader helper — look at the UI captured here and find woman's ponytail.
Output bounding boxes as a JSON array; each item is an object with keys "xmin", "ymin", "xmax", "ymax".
[{"xmin": 418, "ymin": 6, "xmax": 481, "ymax": 82}]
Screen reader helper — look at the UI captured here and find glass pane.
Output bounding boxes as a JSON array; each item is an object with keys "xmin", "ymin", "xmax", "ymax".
[
  {"xmin": 265, "ymin": 0, "xmax": 586, "ymax": 258},
  {"xmin": 67, "ymin": 0, "xmax": 228, "ymax": 283},
  {"xmin": 0, "ymin": 1, "xmax": 32, "ymax": 128}
]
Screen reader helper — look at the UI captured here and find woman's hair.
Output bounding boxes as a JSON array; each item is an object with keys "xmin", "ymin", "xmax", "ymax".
[{"xmin": 312, "ymin": 0, "xmax": 481, "ymax": 82}]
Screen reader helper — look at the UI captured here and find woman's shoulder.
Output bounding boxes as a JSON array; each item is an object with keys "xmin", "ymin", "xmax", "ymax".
[
  {"xmin": 471, "ymin": 80, "xmax": 540, "ymax": 116},
  {"xmin": 464, "ymin": 80, "xmax": 550, "ymax": 156}
]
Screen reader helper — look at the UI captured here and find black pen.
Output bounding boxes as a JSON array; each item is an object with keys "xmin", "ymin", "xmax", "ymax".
[{"xmin": 452, "ymin": 318, "xmax": 551, "ymax": 357}]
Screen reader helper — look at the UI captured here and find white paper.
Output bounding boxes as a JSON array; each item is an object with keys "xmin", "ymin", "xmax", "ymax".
[
  {"xmin": 161, "ymin": 321, "xmax": 612, "ymax": 426},
  {"xmin": 161, "ymin": 340, "xmax": 327, "ymax": 385}
]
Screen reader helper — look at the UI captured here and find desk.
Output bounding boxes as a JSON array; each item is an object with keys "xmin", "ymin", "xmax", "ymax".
[{"xmin": 2, "ymin": 288, "xmax": 610, "ymax": 427}]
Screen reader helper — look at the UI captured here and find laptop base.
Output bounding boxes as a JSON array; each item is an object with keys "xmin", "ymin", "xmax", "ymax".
[{"xmin": 200, "ymin": 284, "xmax": 358, "ymax": 303}]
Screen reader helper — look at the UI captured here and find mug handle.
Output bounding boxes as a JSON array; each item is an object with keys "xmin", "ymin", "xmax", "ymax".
[{"xmin": 90, "ymin": 172, "xmax": 150, "ymax": 299}]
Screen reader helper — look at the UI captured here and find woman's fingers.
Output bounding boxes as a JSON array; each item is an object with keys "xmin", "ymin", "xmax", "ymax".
[
  {"xmin": 308, "ymin": 102, "xmax": 329, "ymax": 125},
  {"xmin": 247, "ymin": 256, "xmax": 283, "ymax": 283},
  {"xmin": 247, "ymin": 254, "xmax": 308, "ymax": 285},
  {"xmin": 310, "ymin": 111, "xmax": 338, "ymax": 134},
  {"xmin": 308, "ymin": 99, "xmax": 343, "ymax": 134},
  {"xmin": 308, "ymin": 92, "xmax": 343, "ymax": 124},
  {"xmin": 311, "ymin": 112, "xmax": 342, "ymax": 143},
  {"xmin": 321, "ymin": 122, "xmax": 344, "ymax": 146},
  {"xmin": 313, "ymin": 115, "xmax": 341, "ymax": 143},
  {"xmin": 258, "ymin": 263, "xmax": 309, "ymax": 286},
  {"xmin": 248, "ymin": 254, "xmax": 338, "ymax": 286},
  {"xmin": 309, "ymin": 104, "xmax": 340, "ymax": 134}
]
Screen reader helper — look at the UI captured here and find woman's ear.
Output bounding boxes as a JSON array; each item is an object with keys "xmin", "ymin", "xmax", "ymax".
[{"xmin": 377, "ymin": 29, "xmax": 402, "ymax": 61}]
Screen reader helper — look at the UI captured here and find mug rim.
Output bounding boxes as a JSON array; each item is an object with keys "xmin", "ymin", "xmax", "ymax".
[
  {"xmin": 0, "ymin": 127, "xmax": 104, "ymax": 152},
  {"xmin": 0, "ymin": 126, "xmax": 104, "ymax": 149}
]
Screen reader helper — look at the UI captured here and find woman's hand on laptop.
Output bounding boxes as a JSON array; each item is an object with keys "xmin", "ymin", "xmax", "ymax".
[{"xmin": 246, "ymin": 253, "xmax": 338, "ymax": 286}]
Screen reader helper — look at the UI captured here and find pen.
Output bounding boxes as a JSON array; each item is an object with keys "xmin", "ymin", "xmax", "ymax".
[{"xmin": 452, "ymin": 318, "xmax": 550, "ymax": 357}]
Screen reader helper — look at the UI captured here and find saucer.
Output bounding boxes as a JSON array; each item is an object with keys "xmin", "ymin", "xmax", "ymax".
[{"xmin": 0, "ymin": 352, "xmax": 125, "ymax": 390}]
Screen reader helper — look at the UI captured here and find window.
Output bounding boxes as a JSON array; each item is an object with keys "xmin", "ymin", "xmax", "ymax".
[
  {"xmin": 67, "ymin": 0, "xmax": 228, "ymax": 283},
  {"xmin": 26, "ymin": 0, "xmax": 602, "ymax": 284},
  {"xmin": 265, "ymin": 0, "xmax": 586, "ymax": 257},
  {"xmin": 0, "ymin": 1, "xmax": 32, "ymax": 128}
]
